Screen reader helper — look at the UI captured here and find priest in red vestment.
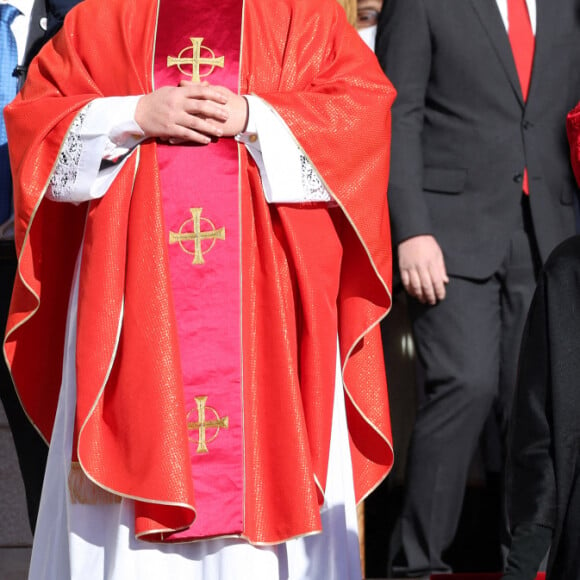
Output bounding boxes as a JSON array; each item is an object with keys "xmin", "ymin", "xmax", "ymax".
[{"xmin": 4, "ymin": 0, "xmax": 394, "ymax": 576}]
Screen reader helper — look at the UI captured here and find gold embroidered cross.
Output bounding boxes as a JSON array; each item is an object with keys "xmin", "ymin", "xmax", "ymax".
[
  {"xmin": 167, "ymin": 37, "xmax": 225, "ymax": 83},
  {"xmin": 187, "ymin": 396, "xmax": 229, "ymax": 454},
  {"xmin": 169, "ymin": 208, "xmax": 225, "ymax": 265}
]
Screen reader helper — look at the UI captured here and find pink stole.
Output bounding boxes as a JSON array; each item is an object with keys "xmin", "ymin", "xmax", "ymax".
[{"xmin": 153, "ymin": 0, "xmax": 244, "ymax": 540}]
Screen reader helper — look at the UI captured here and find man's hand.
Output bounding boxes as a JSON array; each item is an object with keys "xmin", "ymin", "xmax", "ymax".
[
  {"xmin": 135, "ymin": 83, "xmax": 230, "ymax": 144},
  {"xmin": 398, "ymin": 235, "xmax": 449, "ymax": 305},
  {"xmin": 135, "ymin": 82, "xmax": 249, "ymax": 145},
  {"xmin": 194, "ymin": 82, "xmax": 249, "ymax": 137}
]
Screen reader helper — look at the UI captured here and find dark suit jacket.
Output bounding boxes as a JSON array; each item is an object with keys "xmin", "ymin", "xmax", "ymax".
[
  {"xmin": 24, "ymin": 0, "xmax": 48, "ymax": 68},
  {"xmin": 507, "ymin": 235, "xmax": 580, "ymax": 579},
  {"xmin": 376, "ymin": 0, "xmax": 580, "ymax": 278},
  {"xmin": 17, "ymin": 0, "xmax": 83, "ymax": 89}
]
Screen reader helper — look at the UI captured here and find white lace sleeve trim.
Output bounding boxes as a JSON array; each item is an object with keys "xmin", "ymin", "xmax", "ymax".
[
  {"xmin": 300, "ymin": 154, "xmax": 331, "ymax": 202},
  {"xmin": 242, "ymin": 95, "xmax": 332, "ymax": 204},
  {"xmin": 49, "ymin": 107, "xmax": 90, "ymax": 201},
  {"xmin": 46, "ymin": 97, "xmax": 144, "ymax": 203}
]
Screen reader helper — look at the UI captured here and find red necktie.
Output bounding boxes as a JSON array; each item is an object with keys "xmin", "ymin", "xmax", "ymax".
[{"xmin": 508, "ymin": 0, "xmax": 534, "ymax": 193}]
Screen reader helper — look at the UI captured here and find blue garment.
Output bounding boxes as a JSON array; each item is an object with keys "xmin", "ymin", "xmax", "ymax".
[{"xmin": 0, "ymin": 3, "xmax": 20, "ymax": 223}]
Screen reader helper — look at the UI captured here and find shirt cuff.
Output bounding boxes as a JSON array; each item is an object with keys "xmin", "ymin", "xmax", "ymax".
[
  {"xmin": 84, "ymin": 96, "xmax": 146, "ymax": 161},
  {"xmin": 237, "ymin": 95, "xmax": 331, "ymax": 204},
  {"xmin": 235, "ymin": 96, "xmax": 259, "ymax": 146}
]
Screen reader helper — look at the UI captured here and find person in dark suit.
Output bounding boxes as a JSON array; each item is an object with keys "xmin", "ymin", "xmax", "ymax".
[
  {"xmin": 0, "ymin": 0, "xmax": 82, "ymax": 532},
  {"xmin": 503, "ymin": 235, "xmax": 580, "ymax": 580},
  {"xmin": 376, "ymin": 0, "xmax": 580, "ymax": 575}
]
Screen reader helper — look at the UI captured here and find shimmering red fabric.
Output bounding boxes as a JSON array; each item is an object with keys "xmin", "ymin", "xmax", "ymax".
[
  {"xmin": 567, "ymin": 102, "xmax": 580, "ymax": 187},
  {"xmin": 5, "ymin": 0, "xmax": 395, "ymax": 544},
  {"xmin": 152, "ymin": 0, "xmax": 246, "ymax": 541}
]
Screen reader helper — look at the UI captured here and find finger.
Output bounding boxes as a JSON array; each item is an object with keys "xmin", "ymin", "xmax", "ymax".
[
  {"xmin": 427, "ymin": 260, "xmax": 447, "ymax": 301},
  {"xmin": 429, "ymin": 269, "xmax": 447, "ymax": 301},
  {"xmin": 166, "ymin": 123, "xmax": 214, "ymax": 144},
  {"xmin": 431, "ymin": 277, "xmax": 447, "ymax": 301},
  {"xmin": 179, "ymin": 83, "xmax": 229, "ymax": 104},
  {"xmin": 211, "ymin": 85, "xmax": 234, "ymax": 99},
  {"xmin": 440, "ymin": 259, "xmax": 450, "ymax": 284},
  {"xmin": 183, "ymin": 100, "xmax": 229, "ymax": 123},
  {"xmin": 179, "ymin": 114, "xmax": 225, "ymax": 138},
  {"xmin": 417, "ymin": 267, "xmax": 437, "ymax": 305},
  {"xmin": 407, "ymin": 269, "xmax": 427, "ymax": 303}
]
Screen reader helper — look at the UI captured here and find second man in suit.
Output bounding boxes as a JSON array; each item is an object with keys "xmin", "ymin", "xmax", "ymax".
[{"xmin": 377, "ymin": 0, "xmax": 580, "ymax": 575}]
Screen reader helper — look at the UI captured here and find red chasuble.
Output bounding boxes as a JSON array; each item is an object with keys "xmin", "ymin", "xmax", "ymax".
[{"xmin": 5, "ymin": 0, "xmax": 395, "ymax": 544}]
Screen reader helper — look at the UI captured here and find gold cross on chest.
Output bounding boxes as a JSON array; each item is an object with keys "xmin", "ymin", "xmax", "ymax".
[{"xmin": 167, "ymin": 37, "xmax": 225, "ymax": 83}]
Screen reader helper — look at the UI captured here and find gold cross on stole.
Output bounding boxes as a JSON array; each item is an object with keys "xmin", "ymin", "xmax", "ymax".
[
  {"xmin": 169, "ymin": 208, "xmax": 226, "ymax": 265},
  {"xmin": 167, "ymin": 37, "xmax": 225, "ymax": 83},
  {"xmin": 187, "ymin": 396, "xmax": 229, "ymax": 454}
]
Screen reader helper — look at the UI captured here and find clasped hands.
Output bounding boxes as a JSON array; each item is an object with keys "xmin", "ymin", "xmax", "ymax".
[{"xmin": 135, "ymin": 80, "xmax": 248, "ymax": 145}]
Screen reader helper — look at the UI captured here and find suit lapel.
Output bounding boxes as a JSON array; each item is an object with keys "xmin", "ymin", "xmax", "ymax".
[
  {"xmin": 24, "ymin": 0, "xmax": 47, "ymax": 62},
  {"xmin": 469, "ymin": 0, "xmax": 524, "ymax": 106}
]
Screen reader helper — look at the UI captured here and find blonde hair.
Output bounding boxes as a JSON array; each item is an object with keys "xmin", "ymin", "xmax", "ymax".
[{"xmin": 336, "ymin": 0, "xmax": 357, "ymax": 26}]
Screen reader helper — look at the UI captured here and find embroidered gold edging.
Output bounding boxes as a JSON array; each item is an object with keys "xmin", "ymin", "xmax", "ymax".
[
  {"xmin": 143, "ymin": 527, "xmax": 323, "ymax": 546},
  {"xmin": 69, "ymin": 462, "xmax": 121, "ymax": 505},
  {"xmin": 239, "ymin": 0, "xmax": 247, "ymax": 535},
  {"xmin": 342, "ymin": 312, "xmax": 395, "ymax": 485},
  {"xmin": 342, "ymin": 312, "xmax": 395, "ymax": 507},
  {"xmin": 2, "ymin": 103, "xmax": 94, "ymax": 446},
  {"xmin": 253, "ymin": 95, "xmax": 395, "ymax": 483},
  {"xmin": 151, "ymin": 0, "xmax": 162, "ymax": 89},
  {"xmin": 313, "ymin": 474, "xmax": 325, "ymax": 504}
]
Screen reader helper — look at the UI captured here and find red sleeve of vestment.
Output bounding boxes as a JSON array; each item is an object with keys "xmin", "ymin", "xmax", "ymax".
[{"xmin": 242, "ymin": 0, "xmax": 395, "ymax": 506}]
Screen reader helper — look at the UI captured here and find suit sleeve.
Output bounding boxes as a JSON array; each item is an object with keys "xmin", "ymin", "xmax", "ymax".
[{"xmin": 376, "ymin": 0, "xmax": 433, "ymax": 245}]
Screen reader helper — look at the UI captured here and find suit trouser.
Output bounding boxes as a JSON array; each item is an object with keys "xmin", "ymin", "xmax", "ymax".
[
  {"xmin": 0, "ymin": 240, "xmax": 48, "ymax": 532},
  {"xmin": 390, "ymin": 205, "xmax": 540, "ymax": 576}
]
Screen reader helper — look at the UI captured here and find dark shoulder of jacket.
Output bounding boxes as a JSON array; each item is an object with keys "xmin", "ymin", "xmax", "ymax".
[{"xmin": 17, "ymin": 0, "xmax": 83, "ymax": 89}]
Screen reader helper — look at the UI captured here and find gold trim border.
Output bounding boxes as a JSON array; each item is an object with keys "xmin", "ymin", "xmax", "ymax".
[{"xmin": 239, "ymin": 0, "xmax": 248, "ymax": 541}]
